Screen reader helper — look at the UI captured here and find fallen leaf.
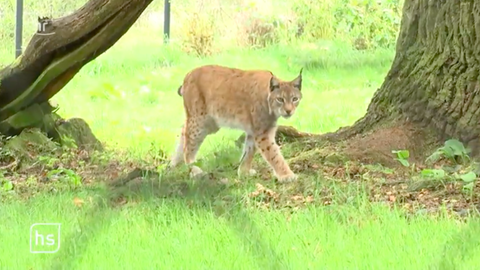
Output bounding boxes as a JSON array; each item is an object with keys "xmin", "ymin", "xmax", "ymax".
[{"xmin": 73, "ymin": 197, "xmax": 84, "ymax": 207}]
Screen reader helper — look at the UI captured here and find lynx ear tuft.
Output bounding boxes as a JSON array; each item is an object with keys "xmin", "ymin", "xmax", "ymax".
[
  {"xmin": 270, "ymin": 76, "xmax": 280, "ymax": 92},
  {"xmin": 292, "ymin": 68, "xmax": 303, "ymax": 91}
]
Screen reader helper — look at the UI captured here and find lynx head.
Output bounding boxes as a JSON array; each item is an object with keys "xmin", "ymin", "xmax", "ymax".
[{"xmin": 267, "ymin": 68, "xmax": 303, "ymax": 119}]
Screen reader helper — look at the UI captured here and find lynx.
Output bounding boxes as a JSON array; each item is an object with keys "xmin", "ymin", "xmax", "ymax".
[{"xmin": 169, "ymin": 65, "xmax": 303, "ymax": 183}]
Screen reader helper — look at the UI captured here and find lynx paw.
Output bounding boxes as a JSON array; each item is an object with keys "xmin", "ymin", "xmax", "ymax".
[
  {"xmin": 277, "ymin": 173, "xmax": 298, "ymax": 183},
  {"xmin": 168, "ymin": 159, "xmax": 181, "ymax": 168},
  {"xmin": 189, "ymin": 165, "xmax": 206, "ymax": 179},
  {"xmin": 237, "ymin": 168, "xmax": 257, "ymax": 178}
]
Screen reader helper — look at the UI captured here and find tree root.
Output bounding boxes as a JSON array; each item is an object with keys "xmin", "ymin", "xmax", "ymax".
[
  {"xmin": 234, "ymin": 125, "xmax": 320, "ymax": 148},
  {"xmin": 274, "ymin": 120, "xmax": 442, "ymax": 170},
  {"xmin": 276, "ymin": 125, "xmax": 318, "ymax": 142}
]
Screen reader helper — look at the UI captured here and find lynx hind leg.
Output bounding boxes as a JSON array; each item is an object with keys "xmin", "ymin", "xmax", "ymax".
[
  {"xmin": 183, "ymin": 115, "xmax": 219, "ymax": 178},
  {"xmin": 237, "ymin": 133, "xmax": 257, "ymax": 178},
  {"xmin": 168, "ymin": 127, "xmax": 205, "ymax": 179},
  {"xmin": 183, "ymin": 116, "xmax": 218, "ymax": 164},
  {"xmin": 169, "ymin": 125, "xmax": 186, "ymax": 168},
  {"xmin": 254, "ymin": 128, "xmax": 297, "ymax": 183}
]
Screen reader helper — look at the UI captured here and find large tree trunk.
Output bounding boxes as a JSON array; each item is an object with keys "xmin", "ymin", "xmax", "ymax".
[
  {"xmin": 346, "ymin": 0, "xmax": 480, "ymax": 147},
  {"xmin": 0, "ymin": 0, "xmax": 154, "ymax": 136},
  {"xmin": 279, "ymin": 0, "xmax": 480, "ymax": 166},
  {"xmin": 289, "ymin": 0, "xmax": 480, "ymax": 166}
]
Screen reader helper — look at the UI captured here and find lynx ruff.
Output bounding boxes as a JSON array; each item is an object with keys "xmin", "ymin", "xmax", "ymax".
[{"xmin": 169, "ymin": 65, "xmax": 303, "ymax": 183}]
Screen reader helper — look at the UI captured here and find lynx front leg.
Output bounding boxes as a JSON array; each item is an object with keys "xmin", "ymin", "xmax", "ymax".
[
  {"xmin": 254, "ymin": 128, "xmax": 297, "ymax": 183},
  {"xmin": 237, "ymin": 134, "xmax": 257, "ymax": 177}
]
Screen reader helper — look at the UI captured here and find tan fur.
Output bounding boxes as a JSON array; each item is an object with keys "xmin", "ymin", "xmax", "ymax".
[{"xmin": 169, "ymin": 64, "xmax": 303, "ymax": 183}]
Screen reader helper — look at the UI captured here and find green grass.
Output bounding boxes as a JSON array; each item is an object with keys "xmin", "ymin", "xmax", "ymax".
[
  {"xmin": 1, "ymin": 16, "xmax": 480, "ymax": 270},
  {"xmin": 2, "ymin": 188, "xmax": 480, "ymax": 269}
]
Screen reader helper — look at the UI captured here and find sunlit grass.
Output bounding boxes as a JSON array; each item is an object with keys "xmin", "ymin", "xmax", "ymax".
[{"xmin": 2, "ymin": 188, "xmax": 478, "ymax": 269}]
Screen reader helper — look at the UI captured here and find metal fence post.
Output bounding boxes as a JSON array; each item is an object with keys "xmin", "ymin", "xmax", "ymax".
[
  {"xmin": 15, "ymin": 0, "xmax": 23, "ymax": 58},
  {"xmin": 163, "ymin": 0, "xmax": 170, "ymax": 44}
]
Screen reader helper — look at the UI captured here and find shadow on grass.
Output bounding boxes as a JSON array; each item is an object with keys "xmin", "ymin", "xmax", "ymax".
[
  {"xmin": 436, "ymin": 213, "xmax": 480, "ymax": 269},
  {"xmin": 49, "ymin": 167, "xmax": 288, "ymax": 269}
]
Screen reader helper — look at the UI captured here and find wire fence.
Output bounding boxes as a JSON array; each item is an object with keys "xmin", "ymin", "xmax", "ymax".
[{"xmin": 0, "ymin": 1, "xmax": 172, "ymax": 60}]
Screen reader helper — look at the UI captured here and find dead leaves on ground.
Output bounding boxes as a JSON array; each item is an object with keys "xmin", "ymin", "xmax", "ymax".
[
  {"xmin": 247, "ymin": 183, "xmax": 315, "ymax": 210},
  {"xmin": 244, "ymin": 160, "xmax": 480, "ymax": 218}
]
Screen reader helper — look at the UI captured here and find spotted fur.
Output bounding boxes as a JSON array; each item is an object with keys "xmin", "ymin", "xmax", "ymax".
[{"xmin": 169, "ymin": 64, "xmax": 303, "ymax": 182}]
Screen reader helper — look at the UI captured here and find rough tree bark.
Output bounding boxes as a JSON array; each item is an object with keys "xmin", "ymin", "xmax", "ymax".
[
  {"xmin": 267, "ymin": 0, "xmax": 480, "ymax": 167},
  {"xmin": 0, "ymin": 0, "xmax": 154, "ymax": 136},
  {"xmin": 347, "ymin": 0, "xmax": 480, "ymax": 144}
]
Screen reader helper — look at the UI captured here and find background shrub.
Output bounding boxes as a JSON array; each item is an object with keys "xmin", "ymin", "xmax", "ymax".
[
  {"xmin": 178, "ymin": 11, "xmax": 216, "ymax": 57},
  {"xmin": 0, "ymin": 0, "xmax": 404, "ymax": 58}
]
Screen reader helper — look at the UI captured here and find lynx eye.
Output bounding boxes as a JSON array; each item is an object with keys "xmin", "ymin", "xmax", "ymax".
[
  {"xmin": 292, "ymin": 97, "xmax": 299, "ymax": 102},
  {"xmin": 276, "ymin": 97, "xmax": 284, "ymax": 103}
]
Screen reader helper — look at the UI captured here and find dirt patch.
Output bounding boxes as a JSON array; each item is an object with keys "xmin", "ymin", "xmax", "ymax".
[
  {"xmin": 277, "ymin": 121, "xmax": 480, "ymax": 217},
  {"xmin": 343, "ymin": 122, "xmax": 437, "ymax": 168}
]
